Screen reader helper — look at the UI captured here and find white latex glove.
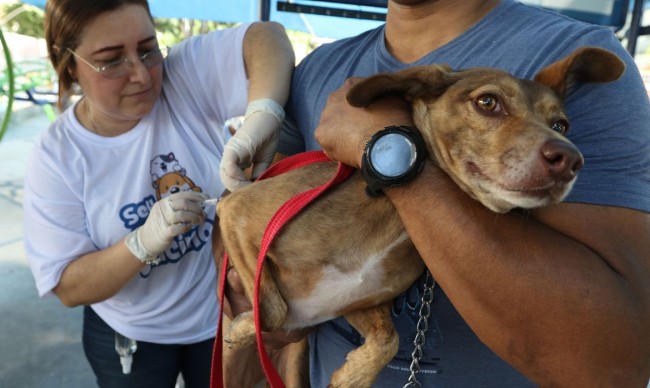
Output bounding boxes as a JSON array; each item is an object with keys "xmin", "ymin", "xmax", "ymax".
[
  {"xmin": 220, "ymin": 99, "xmax": 284, "ymax": 192},
  {"xmin": 125, "ymin": 191, "xmax": 207, "ymax": 265}
]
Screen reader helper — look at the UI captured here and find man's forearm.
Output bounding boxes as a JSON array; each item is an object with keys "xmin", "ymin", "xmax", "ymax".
[{"xmin": 385, "ymin": 160, "xmax": 650, "ymax": 386}]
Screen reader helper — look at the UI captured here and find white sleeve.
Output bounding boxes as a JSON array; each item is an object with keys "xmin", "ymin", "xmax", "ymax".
[
  {"xmin": 162, "ymin": 23, "xmax": 252, "ymax": 127},
  {"xmin": 23, "ymin": 131, "xmax": 96, "ymax": 297}
]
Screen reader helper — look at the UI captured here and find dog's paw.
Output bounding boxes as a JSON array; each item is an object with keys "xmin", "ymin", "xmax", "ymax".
[
  {"xmin": 224, "ymin": 335, "xmax": 255, "ymax": 349},
  {"xmin": 224, "ymin": 331, "xmax": 256, "ymax": 348},
  {"xmin": 327, "ymin": 380, "xmax": 367, "ymax": 388},
  {"xmin": 329, "ymin": 366, "xmax": 374, "ymax": 388},
  {"xmin": 224, "ymin": 312, "xmax": 256, "ymax": 348}
]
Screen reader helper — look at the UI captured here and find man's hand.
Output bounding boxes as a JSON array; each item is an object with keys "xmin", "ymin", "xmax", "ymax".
[
  {"xmin": 222, "ymin": 266, "xmax": 252, "ymax": 318},
  {"xmin": 315, "ymin": 77, "xmax": 414, "ymax": 168},
  {"xmin": 223, "ymin": 266, "xmax": 312, "ymax": 350}
]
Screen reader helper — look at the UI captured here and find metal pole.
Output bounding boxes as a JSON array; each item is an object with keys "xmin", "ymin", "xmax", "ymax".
[
  {"xmin": 0, "ymin": 28, "xmax": 15, "ymax": 142},
  {"xmin": 259, "ymin": 0, "xmax": 271, "ymax": 21},
  {"xmin": 627, "ymin": 0, "xmax": 646, "ymax": 57}
]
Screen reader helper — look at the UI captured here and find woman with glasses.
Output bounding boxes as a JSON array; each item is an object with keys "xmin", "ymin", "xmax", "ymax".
[{"xmin": 22, "ymin": 0, "xmax": 294, "ymax": 386}]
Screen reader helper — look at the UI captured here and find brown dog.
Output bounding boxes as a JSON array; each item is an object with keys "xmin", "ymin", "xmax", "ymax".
[{"xmin": 217, "ymin": 47, "xmax": 624, "ymax": 387}]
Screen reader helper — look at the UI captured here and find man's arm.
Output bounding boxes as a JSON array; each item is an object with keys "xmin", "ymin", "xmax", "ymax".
[
  {"xmin": 316, "ymin": 79, "xmax": 650, "ymax": 387},
  {"xmin": 388, "ymin": 164, "xmax": 650, "ymax": 386}
]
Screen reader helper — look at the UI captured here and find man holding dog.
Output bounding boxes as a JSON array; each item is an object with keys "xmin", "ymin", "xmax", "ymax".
[{"xmin": 221, "ymin": 0, "xmax": 650, "ymax": 386}]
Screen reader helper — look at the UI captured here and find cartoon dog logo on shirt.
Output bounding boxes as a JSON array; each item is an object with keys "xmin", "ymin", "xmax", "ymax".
[{"xmin": 150, "ymin": 153, "xmax": 202, "ymax": 200}]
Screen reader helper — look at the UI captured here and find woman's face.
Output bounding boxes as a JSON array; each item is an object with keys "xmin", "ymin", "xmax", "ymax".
[{"xmin": 71, "ymin": 4, "xmax": 162, "ymax": 127}]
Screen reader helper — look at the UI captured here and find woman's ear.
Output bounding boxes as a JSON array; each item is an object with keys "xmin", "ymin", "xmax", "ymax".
[
  {"xmin": 67, "ymin": 63, "xmax": 77, "ymax": 83},
  {"xmin": 55, "ymin": 46, "xmax": 77, "ymax": 82}
]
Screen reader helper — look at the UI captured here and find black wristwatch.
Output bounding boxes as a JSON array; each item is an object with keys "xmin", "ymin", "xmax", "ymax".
[{"xmin": 361, "ymin": 125, "xmax": 427, "ymax": 197}]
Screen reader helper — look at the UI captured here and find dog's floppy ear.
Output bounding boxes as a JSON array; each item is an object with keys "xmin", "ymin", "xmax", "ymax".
[
  {"xmin": 533, "ymin": 47, "xmax": 625, "ymax": 99},
  {"xmin": 346, "ymin": 64, "xmax": 455, "ymax": 107}
]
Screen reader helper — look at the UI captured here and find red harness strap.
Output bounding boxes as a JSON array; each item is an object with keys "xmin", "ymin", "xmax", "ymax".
[{"xmin": 210, "ymin": 151, "xmax": 355, "ymax": 388}]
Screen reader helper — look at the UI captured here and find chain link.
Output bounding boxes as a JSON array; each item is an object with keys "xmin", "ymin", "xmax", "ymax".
[{"xmin": 403, "ymin": 270, "xmax": 436, "ymax": 388}]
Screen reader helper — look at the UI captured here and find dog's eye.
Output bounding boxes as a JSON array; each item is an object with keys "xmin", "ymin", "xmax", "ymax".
[
  {"xmin": 475, "ymin": 94, "xmax": 500, "ymax": 112},
  {"xmin": 551, "ymin": 120, "xmax": 569, "ymax": 134}
]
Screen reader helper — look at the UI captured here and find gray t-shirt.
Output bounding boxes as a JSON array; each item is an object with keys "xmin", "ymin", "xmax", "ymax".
[{"xmin": 279, "ymin": 1, "xmax": 650, "ymax": 386}]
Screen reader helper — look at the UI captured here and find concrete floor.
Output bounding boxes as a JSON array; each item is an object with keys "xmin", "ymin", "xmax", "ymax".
[{"xmin": 0, "ymin": 104, "xmax": 96, "ymax": 387}]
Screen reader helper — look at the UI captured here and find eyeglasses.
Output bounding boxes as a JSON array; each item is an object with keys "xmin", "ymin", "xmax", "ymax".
[{"xmin": 67, "ymin": 47, "xmax": 168, "ymax": 79}]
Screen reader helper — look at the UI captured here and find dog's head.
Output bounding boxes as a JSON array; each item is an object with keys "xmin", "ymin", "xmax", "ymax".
[{"xmin": 346, "ymin": 47, "xmax": 625, "ymax": 213}]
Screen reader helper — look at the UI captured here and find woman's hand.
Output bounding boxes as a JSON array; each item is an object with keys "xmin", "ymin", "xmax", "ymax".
[
  {"xmin": 125, "ymin": 191, "xmax": 207, "ymax": 264},
  {"xmin": 220, "ymin": 99, "xmax": 287, "ymax": 192},
  {"xmin": 315, "ymin": 77, "xmax": 414, "ymax": 168}
]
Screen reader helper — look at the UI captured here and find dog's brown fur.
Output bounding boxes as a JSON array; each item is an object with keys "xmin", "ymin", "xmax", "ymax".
[{"xmin": 217, "ymin": 47, "xmax": 625, "ymax": 387}]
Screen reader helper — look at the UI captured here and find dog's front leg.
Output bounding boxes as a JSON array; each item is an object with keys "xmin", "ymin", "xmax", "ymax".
[
  {"xmin": 224, "ymin": 258, "xmax": 289, "ymax": 348},
  {"xmin": 330, "ymin": 303, "xmax": 398, "ymax": 388}
]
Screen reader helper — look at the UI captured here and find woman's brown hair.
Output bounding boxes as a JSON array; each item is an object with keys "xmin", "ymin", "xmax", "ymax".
[{"xmin": 44, "ymin": 0, "xmax": 153, "ymax": 110}]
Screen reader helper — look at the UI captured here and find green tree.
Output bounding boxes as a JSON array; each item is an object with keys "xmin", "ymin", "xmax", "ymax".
[
  {"xmin": 0, "ymin": 2, "xmax": 316, "ymax": 59},
  {"xmin": 1, "ymin": 3, "xmax": 45, "ymax": 38},
  {"xmin": 0, "ymin": 3, "xmax": 237, "ymax": 46}
]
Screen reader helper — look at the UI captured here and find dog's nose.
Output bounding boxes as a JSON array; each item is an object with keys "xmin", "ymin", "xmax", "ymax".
[{"xmin": 541, "ymin": 140, "xmax": 584, "ymax": 181}]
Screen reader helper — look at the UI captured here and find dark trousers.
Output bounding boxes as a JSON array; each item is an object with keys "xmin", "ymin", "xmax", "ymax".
[{"xmin": 82, "ymin": 306, "xmax": 214, "ymax": 388}]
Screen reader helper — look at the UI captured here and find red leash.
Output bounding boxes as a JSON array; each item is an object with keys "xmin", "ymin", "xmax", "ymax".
[{"xmin": 210, "ymin": 151, "xmax": 355, "ymax": 388}]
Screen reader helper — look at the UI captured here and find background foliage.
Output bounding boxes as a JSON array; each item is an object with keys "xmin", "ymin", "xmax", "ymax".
[
  {"xmin": 1, "ymin": 3, "xmax": 44, "ymax": 37},
  {"xmin": 0, "ymin": 2, "xmax": 319, "ymax": 59}
]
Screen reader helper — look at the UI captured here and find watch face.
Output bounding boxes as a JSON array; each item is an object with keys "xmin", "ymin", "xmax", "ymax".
[{"xmin": 370, "ymin": 133, "xmax": 417, "ymax": 177}]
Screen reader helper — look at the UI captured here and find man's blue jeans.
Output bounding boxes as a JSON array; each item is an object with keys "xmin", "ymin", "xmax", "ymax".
[{"xmin": 82, "ymin": 306, "xmax": 214, "ymax": 387}]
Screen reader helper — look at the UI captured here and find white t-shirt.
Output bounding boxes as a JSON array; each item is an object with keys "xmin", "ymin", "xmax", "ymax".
[{"xmin": 23, "ymin": 23, "xmax": 251, "ymax": 344}]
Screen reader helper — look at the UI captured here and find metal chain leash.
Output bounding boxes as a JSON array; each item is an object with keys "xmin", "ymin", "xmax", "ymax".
[{"xmin": 403, "ymin": 270, "xmax": 436, "ymax": 388}]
